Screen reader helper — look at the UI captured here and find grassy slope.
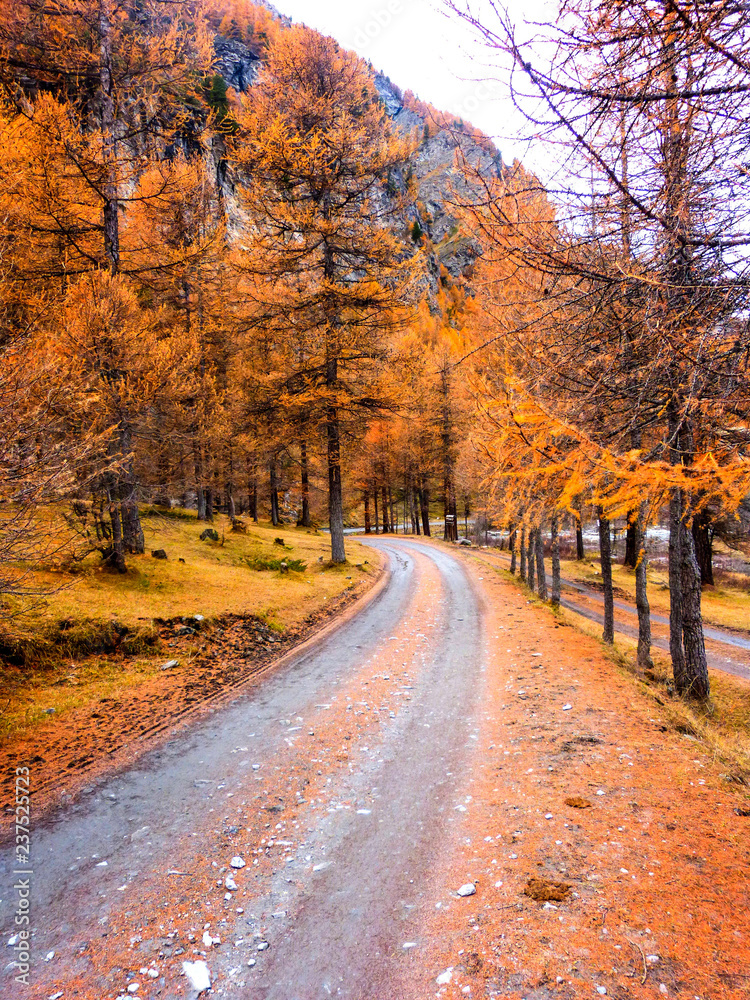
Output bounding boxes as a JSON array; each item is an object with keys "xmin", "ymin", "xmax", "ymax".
[
  {"xmin": 0, "ymin": 511, "xmax": 378, "ymax": 744},
  {"xmin": 11, "ymin": 511, "xmax": 374, "ymax": 636}
]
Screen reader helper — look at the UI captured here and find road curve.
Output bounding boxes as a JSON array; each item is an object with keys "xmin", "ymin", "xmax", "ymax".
[{"xmin": 1, "ymin": 539, "xmax": 485, "ymax": 1000}]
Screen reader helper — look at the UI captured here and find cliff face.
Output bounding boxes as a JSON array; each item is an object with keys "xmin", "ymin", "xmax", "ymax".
[
  {"xmin": 213, "ymin": 37, "xmax": 261, "ymax": 92},
  {"xmin": 373, "ymin": 74, "xmax": 502, "ymax": 279},
  {"xmin": 214, "ymin": 26, "xmax": 504, "ymax": 286}
]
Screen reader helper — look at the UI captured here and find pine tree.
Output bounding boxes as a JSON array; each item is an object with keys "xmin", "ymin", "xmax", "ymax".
[{"xmin": 232, "ymin": 25, "xmax": 418, "ymax": 562}]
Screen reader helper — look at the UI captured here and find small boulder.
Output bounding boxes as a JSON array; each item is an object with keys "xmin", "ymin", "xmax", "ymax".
[
  {"xmin": 457, "ymin": 538, "xmax": 472, "ymax": 546},
  {"xmin": 457, "ymin": 882, "xmax": 476, "ymax": 897},
  {"xmin": 199, "ymin": 528, "xmax": 220, "ymax": 543},
  {"xmin": 231, "ymin": 518, "xmax": 248, "ymax": 533},
  {"xmin": 152, "ymin": 549, "xmax": 168, "ymax": 560}
]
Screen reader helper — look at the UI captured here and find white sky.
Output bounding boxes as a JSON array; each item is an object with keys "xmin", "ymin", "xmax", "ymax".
[{"xmin": 275, "ymin": 0, "xmax": 552, "ymax": 168}]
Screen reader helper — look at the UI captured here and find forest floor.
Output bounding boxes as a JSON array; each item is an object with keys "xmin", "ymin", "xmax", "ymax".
[{"xmin": 2, "ymin": 537, "xmax": 749, "ymax": 1000}]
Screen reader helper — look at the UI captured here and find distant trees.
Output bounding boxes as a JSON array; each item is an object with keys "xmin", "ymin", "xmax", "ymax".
[
  {"xmin": 0, "ymin": 0, "xmax": 491, "ymax": 602},
  {"xmin": 0, "ymin": 259, "xmax": 98, "ymax": 596},
  {"xmin": 0, "ymin": 0, "xmax": 215, "ymax": 572},
  {"xmin": 52, "ymin": 272, "xmax": 194, "ymax": 570},
  {"xmin": 0, "ymin": 1, "xmax": 213, "ymax": 277}
]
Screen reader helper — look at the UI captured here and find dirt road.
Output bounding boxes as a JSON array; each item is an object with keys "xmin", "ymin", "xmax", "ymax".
[{"xmin": 2, "ymin": 539, "xmax": 749, "ymax": 1000}]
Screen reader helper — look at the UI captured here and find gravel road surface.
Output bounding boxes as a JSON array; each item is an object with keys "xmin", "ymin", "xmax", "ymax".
[{"xmin": 1, "ymin": 539, "xmax": 485, "ymax": 1000}]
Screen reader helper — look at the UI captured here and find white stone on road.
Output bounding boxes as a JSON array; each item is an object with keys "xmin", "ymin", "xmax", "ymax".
[{"xmin": 182, "ymin": 960, "xmax": 211, "ymax": 992}]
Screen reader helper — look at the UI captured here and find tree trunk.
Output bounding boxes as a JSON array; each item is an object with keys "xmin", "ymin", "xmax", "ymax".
[
  {"xmin": 117, "ymin": 430, "xmax": 143, "ymax": 554},
  {"xmin": 668, "ymin": 490, "xmax": 687, "ymax": 689},
  {"xmin": 510, "ymin": 529, "xmax": 517, "ymax": 575},
  {"xmin": 535, "ymin": 526, "xmax": 547, "ymax": 600},
  {"xmin": 389, "ymin": 486, "xmax": 396, "ymax": 535},
  {"xmin": 634, "ymin": 504, "xmax": 653, "ymax": 670},
  {"xmin": 551, "ymin": 516, "xmax": 560, "ymax": 606},
  {"xmin": 194, "ymin": 440, "xmax": 207, "ymax": 520},
  {"xmin": 327, "ymin": 403, "xmax": 346, "ymax": 563},
  {"xmin": 373, "ymin": 488, "xmax": 379, "ymax": 534},
  {"xmin": 576, "ymin": 505, "xmax": 585, "ymax": 560},
  {"xmin": 680, "ymin": 520, "xmax": 710, "ymax": 699},
  {"xmin": 410, "ymin": 480, "xmax": 419, "ymax": 534},
  {"xmin": 692, "ymin": 510, "xmax": 714, "ymax": 586},
  {"xmin": 322, "ymin": 228, "xmax": 346, "ymax": 563},
  {"xmin": 527, "ymin": 529, "xmax": 536, "ymax": 592},
  {"xmin": 106, "ymin": 481, "xmax": 127, "ymax": 573},
  {"xmin": 624, "ymin": 512, "xmax": 637, "ymax": 568},
  {"xmin": 364, "ymin": 491, "xmax": 371, "ymax": 534},
  {"xmin": 420, "ymin": 483, "xmax": 431, "ymax": 536},
  {"xmin": 381, "ymin": 485, "xmax": 390, "ymax": 533},
  {"xmin": 443, "ymin": 481, "xmax": 458, "ymax": 541},
  {"xmin": 205, "ymin": 485, "xmax": 214, "ymax": 522},
  {"xmin": 98, "ymin": 2, "xmax": 120, "ymax": 275},
  {"xmin": 298, "ymin": 438, "xmax": 311, "ymax": 527},
  {"xmin": 248, "ymin": 459, "xmax": 258, "ymax": 522},
  {"xmin": 227, "ymin": 440, "xmax": 236, "ymax": 518},
  {"xmin": 598, "ymin": 508, "xmax": 614, "ymax": 643},
  {"xmin": 270, "ymin": 456, "xmax": 280, "ymax": 527},
  {"xmin": 119, "ymin": 481, "xmax": 144, "ymax": 554},
  {"xmin": 519, "ymin": 526, "xmax": 526, "ymax": 581},
  {"xmin": 440, "ymin": 363, "xmax": 457, "ymax": 542}
]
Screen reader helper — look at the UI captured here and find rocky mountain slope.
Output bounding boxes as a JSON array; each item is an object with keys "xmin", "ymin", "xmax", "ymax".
[{"xmin": 213, "ymin": 6, "xmax": 505, "ymax": 286}]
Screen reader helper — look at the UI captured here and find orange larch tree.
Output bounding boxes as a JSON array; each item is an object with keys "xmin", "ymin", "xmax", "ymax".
[{"xmin": 231, "ymin": 25, "xmax": 419, "ymax": 562}]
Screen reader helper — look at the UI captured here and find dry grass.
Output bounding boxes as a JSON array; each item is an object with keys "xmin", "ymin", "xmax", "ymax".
[
  {"xmin": 555, "ymin": 601, "xmax": 750, "ymax": 783},
  {"xmin": 2, "ymin": 512, "xmax": 373, "ymax": 662},
  {"xmin": 476, "ymin": 551, "xmax": 750, "ymax": 788},
  {"xmin": 644, "ymin": 656, "xmax": 750, "ymax": 784},
  {"xmin": 0, "ymin": 511, "xmax": 377, "ymax": 743},
  {"xmin": 0, "ymin": 655, "xmax": 163, "ymax": 743}
]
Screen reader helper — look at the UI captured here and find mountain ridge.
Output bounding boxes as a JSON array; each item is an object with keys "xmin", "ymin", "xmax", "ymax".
[{"xmin": 212, "ymin": 7, "xmax": 506, "ymax": 285}]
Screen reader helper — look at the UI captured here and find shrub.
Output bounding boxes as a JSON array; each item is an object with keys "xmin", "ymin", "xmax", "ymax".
[{"xmin": 245, "ymin": 556, "xmax": 306, "ymax": 573}]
